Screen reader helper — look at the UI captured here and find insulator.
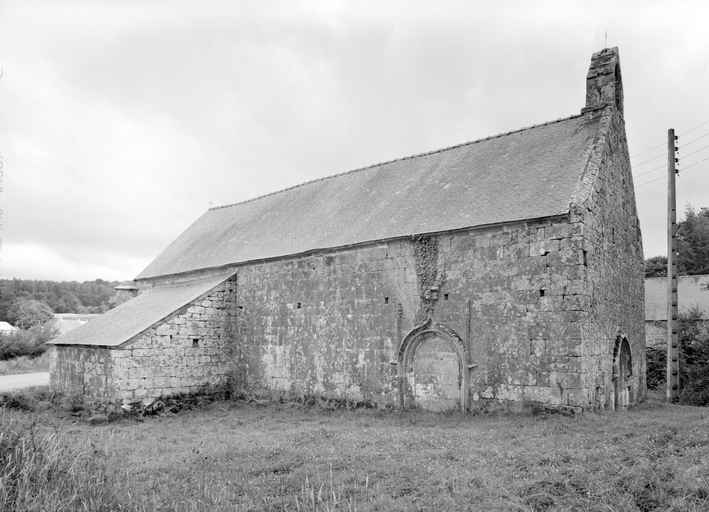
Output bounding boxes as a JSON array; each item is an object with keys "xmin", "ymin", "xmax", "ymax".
[
  {"xmin": 675, "ymin": 146, "xmax": 679, "ymax": 152},
  {"xmin": 674, "ymin": 135, "xmax": 678, "ymax": 140}
]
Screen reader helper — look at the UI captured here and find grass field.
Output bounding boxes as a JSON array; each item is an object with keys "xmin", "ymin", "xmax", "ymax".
[{"xmin": 1, "ymin": 390, "xmax": 708, "ymax": 511}]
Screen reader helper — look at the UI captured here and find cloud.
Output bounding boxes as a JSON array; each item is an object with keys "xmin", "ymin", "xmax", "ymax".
[
  {"xmin": 2, "ymin": 242, "xmax": 148, "ymax": 281},
  {"xmin": 1, "ymin": 0, "xmax": 708, "ymax": 279}
]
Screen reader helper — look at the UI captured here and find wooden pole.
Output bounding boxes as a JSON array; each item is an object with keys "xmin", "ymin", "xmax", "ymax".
[{"xmin": 667, "ymin": 128, "xmax": 680, "ymax": 402}]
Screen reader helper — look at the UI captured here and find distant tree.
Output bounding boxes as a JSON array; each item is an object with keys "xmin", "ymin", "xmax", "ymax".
[
  {"xmin": 108, "ymin": 291, "xmax": 133, "ymax": 310},
  {"xmin": 0, "ymin": 322, "xmax": 58, "ymax": 360},
  {"xmin": 644, "ymin": 205, "xmax": 709, "ymax": 278},
  {"xmin": 677, "ymin": 206, "xmax": 709, "ymax": 275},
  {"xmin": 7, "ymin": 299, "xmax": 54, "ymax": 330},
  {"xmin": 644, "ymin": 255, "xmax": 667, "ymax": 278},
  {"xmin": 55, "ymin": 292, "xmax": 81, "ymax": 314},
  {"xmin": 0, "ymin": 278, "xmax": 120, "ymax": 316}
]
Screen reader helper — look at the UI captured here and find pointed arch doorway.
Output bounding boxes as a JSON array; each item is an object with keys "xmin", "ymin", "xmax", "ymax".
[
  {"xmin": 398, "ymin": 319, "xmax": 469, "ymax": 412},
  {"xmin": 612, "ymin": 336, "xmax": 633, "ymax": 411}
]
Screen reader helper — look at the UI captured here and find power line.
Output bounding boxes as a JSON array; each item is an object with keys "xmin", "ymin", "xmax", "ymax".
[
  {"xmin": 680, "ymin": 119, "xmax": 709, "ymax": 137},
  {"xmin": 631, "ymin": 122, "xmax": 709, "ymax": 193},
  {"xmin": 679, "ymin": 142, "xmax": 709, "ymax": 160},
  {"xmin": 632, "ymin": 141, "xmax": 709, "ymax": 178},
  {"xmin": 684, "ymin": 172, "xmax": 703, "ymax": 207},
  {"xmin": 633, "ymin": 152, "xmax": 666, "ymax": 167},
  {"xmin": 630, "ymin": 119, "xmax": 709, "ymax": 159},
  {"xmin": 630, "ymin": 142, "xmax": 664, "ymax": 159},
  {"xmin": 679, "ymin": 175, "xmax": 700, "ymax": 209},
  {"xmin": 633, "ymin": 131, "xmax": 709, "ymax": 168},
  {"xmin": 679, "ymin": 130, "xmax": 709, "ymax": 149},
  {"xmin": 679, "ymin": 158, "xmax": 708, "ymax": 172},
  {"xmin": 634, "ymin": 163, "xmax": 666, "ymax": 178},
  {"xmin": 635, "ymin": 174, "xmax": 666, "ymax": 188}
]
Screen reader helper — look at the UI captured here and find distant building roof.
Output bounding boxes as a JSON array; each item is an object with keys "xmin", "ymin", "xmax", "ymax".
[
  {"xmin": 137, "ymin": 111, "xmax": 606, "ymax": 280},
  {"xmin": 49, "ymin": 273, "xmax": 234, "ymax": 347},
  {"xmin": 115, "ymin": 281, "xmax": 139, "ymax": 291},
  {"xmin": 0, "ymin": 321, "xmax": 17, "ymax": 332},
  {"xmin": 54, "ymin": 314, "xmax": 100, "ymax": 321},
  {"xmin": 645, "ymin": 275, "xmax": 709, "ymax": 321},
  {"xmin": 52, "ymin": 314, "xmax": 100, "ymax": 336}
]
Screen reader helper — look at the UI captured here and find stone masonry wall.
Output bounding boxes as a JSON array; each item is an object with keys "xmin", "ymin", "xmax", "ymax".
[
  {"xmin": 646, "ymin": 320, "xmax": 709, "ymax": 350},
  {"xmin": 230, "ymin": 212, "xmax": 594, "ymax": 411},
  {"xmin": 110, "ymin": 278, "xmax": 236, "ymax": 401},
  {"xmin": 576, "ymin": 107, "xmax": 645, "ymax": 409},
  {"xmin": 646, "ymin": 321, "xmax": 665, "ymax": 349},
  {"xmin": 50, "ymin": 345, "xmax": 114, "ymax": 398},
  {"xmin": 50, "ymin": 278, "xmax": 236, "ymax": 403}
]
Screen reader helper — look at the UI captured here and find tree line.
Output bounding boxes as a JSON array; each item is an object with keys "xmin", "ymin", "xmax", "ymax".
[
  {"xmin": 0, "ymin": 278, "xmax": 120, "ymax": 322},
  {"xmin": 645, "ymin": 205, "xmax": 709, "ymax": 278},
  {"xmin": 0, "ymin": 278, "xmax": 124, "ymax": 360}
]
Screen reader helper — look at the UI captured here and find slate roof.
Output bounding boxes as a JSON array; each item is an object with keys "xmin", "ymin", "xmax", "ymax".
[
  {"xmin": 645, "ymin": 275, "xmax": 709, "ymax": 321},
  {"xmin": 48, "ymin": 273, "xmax": 233, "ymax": 347},
  {"xmin": 137, "ymin": 111, "xmax": 605, "ymax": 280}
]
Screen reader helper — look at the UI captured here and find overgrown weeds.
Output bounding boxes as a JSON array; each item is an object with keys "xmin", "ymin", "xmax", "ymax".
[
  {"xmin": 647, "ymin": 307, "xmax": 709, "ymax": 406},
  {"xmin": 2, "ymin": 391, "xmax": 709, "ymax": 511},
  {"xmin": 0, "ymin": 414, "xmax": 125, "ymax": 511}
]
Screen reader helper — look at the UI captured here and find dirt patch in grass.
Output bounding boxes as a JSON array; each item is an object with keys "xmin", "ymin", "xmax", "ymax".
[{"xmin": 2, "ymin": 393, "xmax": 709, "ymax": 511}]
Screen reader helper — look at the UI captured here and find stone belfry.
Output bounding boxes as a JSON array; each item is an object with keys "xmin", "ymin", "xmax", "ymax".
[{"xmin": 582, "ymin": 46, "xmax": 624, "ymax": 117}]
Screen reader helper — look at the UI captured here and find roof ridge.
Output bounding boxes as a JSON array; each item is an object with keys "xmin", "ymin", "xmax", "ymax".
[{"xmin": 210, "ymin": 112, "xmax": 586, "ymax": 211}]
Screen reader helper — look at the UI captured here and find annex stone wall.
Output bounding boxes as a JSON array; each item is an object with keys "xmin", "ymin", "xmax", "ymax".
[
  {"xmin": 50, "ymin": 345, "xmax": 113, "ymax": 398},
  {"xmin": 50, "ymin": 279, "xmax": 236, "ymax": 402}
]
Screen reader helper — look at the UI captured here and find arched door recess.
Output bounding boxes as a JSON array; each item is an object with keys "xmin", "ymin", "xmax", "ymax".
[
  {"xmin": 398, "ymin": 319, "xmax": 468, "ymax": 412},
  {"xmin": 612, "ymin": 335, "xmax": 633, "ymax": 411}
]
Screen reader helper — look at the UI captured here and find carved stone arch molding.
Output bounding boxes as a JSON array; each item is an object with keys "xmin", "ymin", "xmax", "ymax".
[
  {"xmin": 398, "ymin": 319, "xmax": 469, "ymax": 413},
  {"xmin": 611, "ymin": 333, "xmax": 633, "ymax": 411}
]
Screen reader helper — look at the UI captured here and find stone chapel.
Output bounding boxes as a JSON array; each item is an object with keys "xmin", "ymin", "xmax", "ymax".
[{"xmin": 49, "ymin": 47, "xmax": 645, "ymax": 413}]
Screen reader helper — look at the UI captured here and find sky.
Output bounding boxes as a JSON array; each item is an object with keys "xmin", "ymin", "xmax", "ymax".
[{"xmin": 0, "ymin": 0, "xmax": 708, "ymax": 282}]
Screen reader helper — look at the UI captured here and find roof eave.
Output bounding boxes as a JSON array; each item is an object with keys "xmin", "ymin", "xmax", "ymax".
[{"xmin": 136, "ymin": 212, "xmax": 573, "ymax": 283}]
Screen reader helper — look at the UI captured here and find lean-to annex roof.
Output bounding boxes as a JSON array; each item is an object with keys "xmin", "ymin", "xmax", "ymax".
[
  {"xmin": 138, "ymin": 111, "xmax": 605, "ymax": 280},
  {"xmin": 48, "ymin": 273, "xmax": 233, "ymax": 347}
]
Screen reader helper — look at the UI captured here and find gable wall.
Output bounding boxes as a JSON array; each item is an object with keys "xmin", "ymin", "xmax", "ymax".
[{"xmin": 577, "ymin": 109, "xmax": 646, "ymax": 409}]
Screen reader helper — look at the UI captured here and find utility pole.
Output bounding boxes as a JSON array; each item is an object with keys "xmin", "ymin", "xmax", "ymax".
[{"xmin": 667, "ymin": 129, "xmax": 680, "ymax": 402}]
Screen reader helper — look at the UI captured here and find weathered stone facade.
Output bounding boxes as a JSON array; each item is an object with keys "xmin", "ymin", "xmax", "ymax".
[
  {"xmin": 573, "ymin": 108, "xmax": 645, "ymax": 410},
  {"xmin": 49, "ymin": 47, "xmax": 645, "ymax": 412},
  {"xmin": 51, "ymin": 279, "xmax": 236, "ymax": 401},
  {"xmin": 214, "ymin": 153, "xmax": 643, "ymax": 412},
  {"xmin": 227, "ymin": 219, "xmax": 599, "ymax": 410}
]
